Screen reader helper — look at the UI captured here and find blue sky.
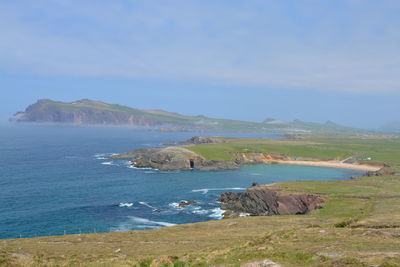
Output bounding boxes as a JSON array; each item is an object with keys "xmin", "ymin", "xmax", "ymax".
[{"xmin": 1, "ymin": 0, "xmax": 399, "ymax": 128}]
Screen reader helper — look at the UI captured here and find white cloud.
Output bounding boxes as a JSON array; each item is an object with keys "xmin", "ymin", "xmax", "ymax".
[{"xmin": 0, "ymin": 0, "xmax": 399, "ymax": 94}]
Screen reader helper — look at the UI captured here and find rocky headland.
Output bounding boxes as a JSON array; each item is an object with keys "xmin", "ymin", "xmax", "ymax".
[
  {"xmin": 110, "ymin": 136, "xmax": 382, "ymax": 171},
  {"xmin": 12, "ymin": 99, "xmax": 375, "ymax": 136},
  {"xmin": 10, "ymin": 99, "xmax": 290, "ymax": 133},
  {"xmin": 218, "ymin": 185, "xmax": 324, "ymax": 218},
  {"xmin": 110, "ymin": 146, "xmax": 240, "ymax": 171},
  {"xmin": 110, "ymin": 136, "xmax": 297, "ymax": 171}
]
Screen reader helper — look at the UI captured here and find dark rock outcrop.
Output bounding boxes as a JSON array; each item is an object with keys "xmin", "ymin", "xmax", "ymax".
[
  {"xmin": 111, "ymin": 143, "xmax": 296, "ymax": 171},
  {"xmin": 365, "ymin": 167, "xmax": 397, "ymax": 176},
  {"xmin": 178, "ymin": 200, "xmax": 197, "ymax": 207},
  {"xmin": 110, "ymin": 146, "xmax": 239, "ymax": 171},
  {"xmin": 218, "ymin": 186, "xmax": 324, "ymax": 218}
]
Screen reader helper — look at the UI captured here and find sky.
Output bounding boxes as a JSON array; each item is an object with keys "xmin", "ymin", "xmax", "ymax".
[{"xmin": 0, "ymin": 0, "xmax": 399, "ymax": 128}]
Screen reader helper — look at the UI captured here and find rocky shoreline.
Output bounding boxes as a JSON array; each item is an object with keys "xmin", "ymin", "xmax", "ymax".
[
  {"xmin": 109, "ymin": 136, "xmax": 389, "ymax": 220},
  {"xmin": 110, "ymin": 136, "xmax": 382, "ymax": 172},
  {"xmin": 217, "ymin": 185, "xmax": 324, "ymax": 218},
  {"xmin": 110, "ymin": 146, "xmax": 240, "ymax": 171},
  {"xmin": 109, "ymin": 146, "xmax": 294, "ymax": 171}
]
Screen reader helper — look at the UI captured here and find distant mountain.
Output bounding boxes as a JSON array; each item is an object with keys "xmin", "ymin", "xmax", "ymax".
[
  {"xmin": 381, "ymin": 121, "xmax": 400, "ymax": 132},
  {"xmin": 10, "ymin": 99, "xmax": 274, "ymax": 132},
  {"xmin": 262, "ymin": 117, "xmax": 360, "ymax": 133},
  {"xmin": 289, "ymin": 119, "xmax": 357, "ymax": 132},
  {"xmin": 11, "ymin": 99, "xmax": 367, "ymax": 134},
  {"xmin": 262, "ymin": 118, "xmax": 285, "ymax": 124}
]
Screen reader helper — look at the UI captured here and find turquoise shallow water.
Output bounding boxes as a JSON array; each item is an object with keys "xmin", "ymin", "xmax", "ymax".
[{"xmin": 0, "ymin": 124, "xmax": 364, "ymax": 239}]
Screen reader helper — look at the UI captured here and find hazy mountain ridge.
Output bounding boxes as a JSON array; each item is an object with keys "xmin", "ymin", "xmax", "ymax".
[
  {"xmin": 381, "ymin": 121, "xmax": 400, "ymax": 132},
  {"xmin": 11, "ymin": 99, "xmax": 367, "ymax": 133}
]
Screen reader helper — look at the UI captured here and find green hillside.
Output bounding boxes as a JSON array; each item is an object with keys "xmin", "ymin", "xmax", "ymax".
[{"xmin": 11, "ymin": 99, "xmax": 372, "ymax": 134}]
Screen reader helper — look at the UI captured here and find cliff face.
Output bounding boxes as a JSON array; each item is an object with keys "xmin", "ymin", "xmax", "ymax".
[
  {"xmin": 218, "ymin": 186, "xmax": 324, "ymax": 218},
  {"xmin": 10, "ymin": 99, "xmax": 280, "ymax": 132},
  {"xmin": 12, "ymin": 99, "xmax": 174, "ymax": 126},
  {"xmin": 129, "ymin": 147, "xmax": 206, "ymax": 171},
  {"xmin": 12, "ymin": 99, "xmax": 368, "ymax": 134}
]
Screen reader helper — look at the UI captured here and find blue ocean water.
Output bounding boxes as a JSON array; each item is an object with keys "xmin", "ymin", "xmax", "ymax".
[{"xmin": 0, "ymin": 124, "xmax": 364, "ymax": 239}]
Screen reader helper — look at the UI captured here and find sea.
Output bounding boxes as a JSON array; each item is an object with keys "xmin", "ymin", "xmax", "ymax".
[{"xmin": 0, "ymin": 123, "xmax": 365, "ymax": 239}]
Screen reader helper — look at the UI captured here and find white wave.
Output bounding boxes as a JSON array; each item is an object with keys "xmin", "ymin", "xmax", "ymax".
[
  {"xmin": 127, "ymin": 165, "xmax": 154, "ymax": 169},
  {"xmin": 192, "ymin": 209, "xmax": 209, "ymax": 215},
  {"xmin": 192, "ymin": 189, "xmax": 209, "ymax": 194},
  {"xmin": 209, "ymin": 208, "xmax": 225, "ymax": 219},
  {"xmin": 192, "ymin": 187, "xmax": 246, "ymax": 194},
  {"xmin": 101, "ymin": 161, "xmax": 116, "ymax": 165},
  {"xmin": 119, "ymin": 202, "xmax": 133, "ymax": 207},
  {"xmin": 138, "ymin": 201, "xmax": 157, "ymax": 210},
  {"xmin": 169, "ymin": 202, "xmax": 180, "ymax": 209},
  {"xmin": 94, "ymin": 153, "xmax": 107, "ymax": 160},
  {"xmin": 250, "ymin": 173, "xmax": 262, "ymax": 176},
  {"xmin": 128, "ymin": 216, "xmax": 176, "ymax": 227},
  {"xmin": 128, "ymin": 165, "xmax": 159, "ymax": 170},
  {"xmin": 94, "ymin": 153, "xmax": 118, "ymax": 160}
]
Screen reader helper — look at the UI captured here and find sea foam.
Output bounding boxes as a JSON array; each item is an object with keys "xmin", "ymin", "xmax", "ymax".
[
  {"xmin": 101, "ymin": 161, "xmax": 115, "ymax": 165},
  {"xmin": 169, "ymin": 202, "xmax": 180, "ymax": 209},
  {"xmin": 127, "ymin": 165, "xmax": 159, "ymax": 171},
  {"xmin": 191, "ymin": 187, "xmax": 246, "ymax": 194},
  {"xmin": 94, "ymin": 153, "xmax": 117, "ymax": 160},
  {"xmin": 119, "ymin": 202, "xmax": 133, "ymax": 207},
  {"xmin": 138, "ymin": 201, "xmax": 157, "ymax": 210},
  {"xmin": 209, "ymin": 208, "xmax": 225, "ymax": 219}
]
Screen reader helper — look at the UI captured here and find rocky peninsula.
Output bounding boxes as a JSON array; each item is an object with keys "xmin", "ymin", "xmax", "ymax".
[
  {"xmin": 111, "ymin": 146, "xmax": 240, "ymax": 171},
  {"xmin": 110, "ymin": 136, "xmax": 382, "ymax": 171}
]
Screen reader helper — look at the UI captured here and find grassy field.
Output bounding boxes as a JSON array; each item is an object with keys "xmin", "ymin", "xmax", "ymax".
[
  {"xmin": 2, "ymin": 134, "xmax": 400, "ymax": 266},
  {"xmin": 186, "ymin": 135, "xmax": 400, "ymax": 166}
]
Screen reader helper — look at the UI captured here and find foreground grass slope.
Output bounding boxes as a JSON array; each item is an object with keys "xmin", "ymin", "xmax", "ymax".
[{"xmin": 2, "ymin": 135, "xmax": 400, "ymax": 266}]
